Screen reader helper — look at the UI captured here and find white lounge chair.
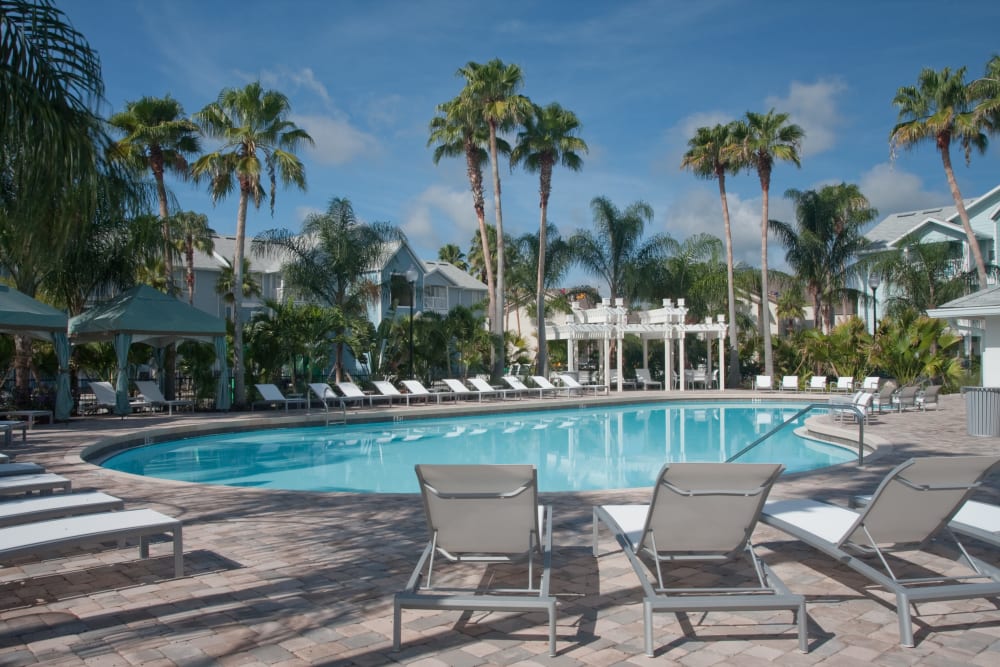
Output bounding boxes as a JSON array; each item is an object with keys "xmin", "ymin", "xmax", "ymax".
[
  {"xmin": 754, "ymin": 375, "xmax": 773, "ymax": 391},
  {"xmin": 502, "ymin": 375, "xmax": 547, "ymax": 398},
  {"xmin": 831, "ymin": 376, "xmax": 854, "ymax": 393},
  {"xmin": 372, "ymin": 380, "xmax": 420, "ymax": 405},
  {"xmin": 609, "ymin": 371, "xmax": 637, "ymax": 390},
  {"xmin": 780, "ymin": 375, "xmax": 799, "ymax": 392},
  {"xmin": 0, "ymin": 508, "xmax": 184, "ymax": 578},
  {"xmin": 90, "ymin": 380, "xmax": 150, "ymax": 416},
  {"xmin": 253, "ymin": 384, "xmax": 307, "ymax": 411},
  {"xmin": 394, "ymin": 464, "xmax": 556, "ymax": 655},
  {"xmin": 468, "ymin": 377, "xmax": 517, "ymax": 400},
  {"xmin": 593, "ymin": 462, "xmax": 806, "ymax": 656},
  {"xmin": 531, "ymin": 376, "xmax": 569, "ymax": 397},
  {"xmin": 135, "ymin": 380, "xmax": 194, "ymax": 416},
  {"xmin": 400, "ymin": 379, "xmax": 452, "ymax": 404},
  {"xmin": 807, "ymin": 376, "xmax": 828, "ymax": 392},
  {"xmin": 762, "ymin": 456, "xmax": 1000, "ymax": 647},
  {"xmin": 307, "ymin": 382, "xmax": 347, "ymax": 409},
  {"xmin": 336, "ymin": 381, "xmax": 394, "ymax": 408},
  {"xmin": 442, "ymin": 378, "xmax": 486, "ymax": 401},
  {"xmin": 635, "ymin": 368, "xmax": 662, "ymax": 390},
  {"xmin": 0, "ymin": 491, "xmax": 124, "ymax": 528},
  {"xmin": 0, "ymin": 473, "xmax": 71, "ymax": 496},
  {"xmin": 861, "ymin": 376, "xmax": 880, "ymax": 391},
  {"xmin": 0, "ymin": 462, "xmax": 44, "ymax": 477},
  {"xmin": 556, "ymin": 373, "xmax": 607, "ymax": 395}
]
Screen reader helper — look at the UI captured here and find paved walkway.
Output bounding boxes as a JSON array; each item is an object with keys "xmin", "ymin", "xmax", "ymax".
[{"xmin": 1, "ymin": 392, "xmax": 999, "ymax": 666}]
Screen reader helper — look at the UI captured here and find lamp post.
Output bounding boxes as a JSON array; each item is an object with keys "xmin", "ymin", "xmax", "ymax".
[
  {"xmin": 868, "ymin": 273, "xmax": 880, "ymax": 335},
  {"xmin": 406, "ymin": 268, "xmax": 418, "ymax": 380}
]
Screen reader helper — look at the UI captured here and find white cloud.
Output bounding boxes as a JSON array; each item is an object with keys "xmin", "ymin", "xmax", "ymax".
[
  {"xmin": 255, "ymin": 66, "xmax": 331, "ymax": 105},
  {"xmin": 401, "ymin": 186, "xmax": 481, "ymax": 255},
  {"xmin": 858, "ymin": 163, "xmax": 948, "ymax": 218},
  {"xmin": 765, "ymin": 79, "xmax": 847, "ymax": 157},
  {"xmin": 293, "ymin": 114, "xmax": 380, "ymax": 166}
]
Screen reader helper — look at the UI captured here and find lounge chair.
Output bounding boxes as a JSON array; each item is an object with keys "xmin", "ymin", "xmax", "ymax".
[
  {"xmin": 89, "ymin": 380, "xmax": 150, "ymax": 416},
  {"xmin": 762, "ymin": 455, "xmax": 1000, "ymax": 647},
  {"xmin": 400, "ymin": 379, "xmax": 452, "ymax": 404},
  {"xmin": 892, "ymin": 384, "xmax": 921, "ymax": 412},
  {"xmin": 871, "ymin": 379, "xmax": 898, "ymax": 413},
  {"xmin": 468, "ymin": 376, "xmax": 518, "ymax": 400},
  {"xmin": 393, "ymin": 464, "xmax": 556, "ymax": 655},
  {"xmin": 635, "ymin": 368, "xmax": 662, "ymax": 390},
  {"xmin": 829, "ymin": 391, "xmax": 870, "ymax": 423},
  {"xmin": 556, "ymin": 373, "xmax": 607, "ymax": 395},
  {"xmin": 253, "ymin": 384, "xmax": 308, "ymax": 411},
  {"xmin": 0, "ymin": 491, "xmax": 124, "ymax": 528},
  {"xmin": 592, "ymin": 462, "xmax": 806, "ymax": 656},
  {"xmin": 609, "ymin": 371, "xmax": 637, "ymax": 390},
  {"xmin": 307, "ymin": 382, "xmax": 349, "ymax": 409},
  {"xmin": 135, "ymin": 380, "xmax": 194, "ymax": 416},
  {"xmin": 807, "ymin": 376, "xmax": 828, "ymax": 392},
  {"xmin": 531, "ymin": 375, "xmax": 569, "ymax": 396},
  {"xmin": 336, "ymin": 381, "xmax": 395, "ymax": 408},
  {"xmin": 0, "ymin": 462, "xmax": 44, "ymax": 477},
  {"xmin": 0, "ymin": 508, "xmax": 184, "ymax": 578},
  {"xmin": 916, "ymin": 384, "xmax": 942, "ymax": 410},
  {"xmin": 442, "ymin": 378, "xmax": 488, "ymax": 401},
  {"xmin": 754, "ymin": 375, "xmax": 773, "ymax": 391},
  {"xmin": 852, "ymin": 495, "xmax": 1000, "ymax": 549},
  {"xmin": 372, "ymin": 380, "xmax": 422, "ymax": 406},
  {"xmin": 0, "ymin": 473, "xmax": 71, "ymax": 496},
  {"xmin": 502, "ymin": 375, "xmax": 548, "ymax": 398},
  {"xmin": 831, "ymin": 376, "xmax": 854, "ymax": 393},
  {"xmin": 780, "ymin": 375, "xmax": 799, "ymax": 392},
  {"xmin": 861, "ymin": 376, "xmax": 880, "ymax": 391}
]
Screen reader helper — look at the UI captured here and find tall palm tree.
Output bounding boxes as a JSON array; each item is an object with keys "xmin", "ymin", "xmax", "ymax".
[
  {"xmin": 109, "ymin": 95, "xmax": 201, "ymax": 294},
  {"xmin": 428, "ymin": 100, "xmax": 499, "ymax": 326},
  {"xmin": 971, "ymin": 55, "xmax": 1000, "ymax": 129},
  {"xmin": 437, "ymin": 243, "xmax": 469, "ymax": 270},
  {"xmin": 511, "ymin": 102, "xmax": 587, "ymax": 376},
  {"xmin": 192, "ymin": 82, "xmax": 313, "ymax": 407},
  {"xmin": 891, "ymin": 66, "xmax": 989, "ymax": 288},
  {"xmin": 215, "ymin": 257, "xmax": 261, "ymax": 306},
  {"xmin": 253, "ymin": 197, "xmax": 403, "ymax": 382},
  {"xmin": 770, "ymin": 184, "xmax": 875, "ymax": 333},
  {"xmin": 733, "ymin": 109, "xmax": 805, "ymax": 377},
  {"xmin": 456, "ymin": 59, "xmax": 533, "ymax": 378},
  {"xmin": 171, "ymin": 211, "xmax": 216, "ymax": 305},
  {"xmin": 569, "ymin": 196, "xmax": 669, "ymax": 304},
  {"xmin": 681, "ymin": 122, "xmax": 742, "ymax": 387}
]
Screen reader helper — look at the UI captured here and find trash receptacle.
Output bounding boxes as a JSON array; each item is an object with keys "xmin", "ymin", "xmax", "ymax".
[{"xmin": 962, "ymin": 386, "xmax": 1000, "ymax": 437}]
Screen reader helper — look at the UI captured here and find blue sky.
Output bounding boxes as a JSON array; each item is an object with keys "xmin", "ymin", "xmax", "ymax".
[{"xmin": 58, "ymin": 0, "xmax": 1000, "ymax": 284}]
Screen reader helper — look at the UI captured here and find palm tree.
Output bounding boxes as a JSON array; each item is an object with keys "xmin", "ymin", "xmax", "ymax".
[
  {"xmin": 171, "ymin": 211, "xmax": 216, "ymax": 305},
  {"xmin": 770, "ymin": 184, "xmax": 875, "ymax": 333},
  {"xmin": 215, "ymin": 257, "xmax": 262, "ymax": 306},
  {"xmin": 680, "ymin": 122, "xmax": 742, "ymax": 387},
  {"xmin": 891, "ymin": 66, "xmax": 989, "ymax": 288},
  {"xmin": 252, "ymin": 197, "xmax": 403, "ymax": 382},
  {"xmin": 456, "ymin": 58, "xmax": 533, "ymax": 378},
  {"xmin": 109, "ymin": 95, "xmax": 201, "ymax": 294},
  {"xmin": 733, "ymin": 109, "xmax": 805, "ymax": 377},
  {"xmin": 192, "ymin": 82, "xmax": 313, "ymax": 407},
  {"xmin": 437, "ymin": 243, "xmax": 469, "ymax": 270},
  {"xmin": 971, "ymin": 55, "xmax": 1000, "ymax": 129},
  {"xmin": 511, "ymin": 102, "xmax": 587, "ymax": 377}
]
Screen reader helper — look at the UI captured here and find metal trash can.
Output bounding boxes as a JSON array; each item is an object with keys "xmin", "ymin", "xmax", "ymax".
[{"xmin": 962, "ymin": 386, "xmax": 1000, "ymax": 437}]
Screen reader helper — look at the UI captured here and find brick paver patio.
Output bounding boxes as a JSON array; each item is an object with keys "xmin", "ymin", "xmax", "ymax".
[{"xmin": 1, "ymin": 391, "xmax": 999, "ymax": 666}]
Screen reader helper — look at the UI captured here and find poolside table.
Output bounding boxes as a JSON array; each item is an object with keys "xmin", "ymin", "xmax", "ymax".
[
  {"xmin": 0, "ymin": 421, "xmax": 28, "ymax": 447},
  {"xmin": 3, "ymin": 409, "xmax": 53, "ymax": 429}
]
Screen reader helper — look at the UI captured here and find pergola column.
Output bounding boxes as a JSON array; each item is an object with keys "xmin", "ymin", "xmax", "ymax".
[{"xmin": 678, "ymin": 335, "xmax": 686, "ymax": 392}]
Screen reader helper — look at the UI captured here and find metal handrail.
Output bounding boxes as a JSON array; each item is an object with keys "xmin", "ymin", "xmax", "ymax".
[{"xmin": 726, "ymin": 402, "xmax": 866, "ymax": 466}]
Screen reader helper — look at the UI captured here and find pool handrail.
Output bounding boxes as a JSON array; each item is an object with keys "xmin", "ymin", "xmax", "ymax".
[{"xmin": 726, "ymin": 403, "xmax": 866, "ymax": 466}]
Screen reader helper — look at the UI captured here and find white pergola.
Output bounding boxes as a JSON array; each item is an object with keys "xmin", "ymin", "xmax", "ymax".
[{"xmin": 545, "ymin": 298, "xmax": 729, "ymax": 392}]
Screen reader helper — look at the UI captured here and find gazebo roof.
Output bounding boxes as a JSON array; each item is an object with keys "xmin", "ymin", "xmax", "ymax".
[{"xmin": 0, "ymin": 284, "xmax": 67, "ymax": 340}]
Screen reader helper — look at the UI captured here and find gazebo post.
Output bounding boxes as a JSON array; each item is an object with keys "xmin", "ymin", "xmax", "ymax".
[
  {"xmin": 664, "ymin": 334, "xmax": 672, "ymax": 391},
  {"xmin": 678, "ymin": 334, "xmax": 686, "ymax": 392}
]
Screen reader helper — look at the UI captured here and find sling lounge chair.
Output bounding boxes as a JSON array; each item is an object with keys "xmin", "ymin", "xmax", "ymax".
[
  {"xmin": 780, "ymin": 375, "xmax": 799, "ymax": 392},
  {"xmin": 0, "ymin": 462, "xmax": 45, "ymax": 477},
  {"xmin": 0, "ymin": 508, "xmax": 184, "ymax": 578},
  {"xmin": 393, "ymin": 464, "xmax": 556, "ymax": 655},
  {"xmin": 135, "ymin": 380, "xmax": 194, "ymax": 416},
  {"xmin": 862, "ymin": 376, "xmax": 880, "ymax": 391},
  {"xmin": 556, "ymin": 373, "xmax": 607, "ymax": 395},
  {"xmin": 372, "ymin": 380, "xmax": 421, "ymax": 405},
  {"xmin": 400, "ymin": 379, "xmax": 452, "ymax": 403},
  {"xmin": 0, "ymin": 491, "xmax": 124, "ymax": 528},
  {"xmin": 90, "ymin": 380, "xmax": 150, "ymax": 416},
  {"xmin": 871, "ymin": 379, "xmax": 898, "ymax": 413},
  {"xmin": 531, "ymin": 376, "xmax": 570, "ymax": 396},
  {"xmin": 832, "ymin": 376, "xmax": 854, "ymax": 393},
  {"xmin": 253, "ymin": 384, "xmax": 307, "ymax": 411},
  {"xmin": 442, "ymin": 378, "xmax": 487, "ymax": 401},
  {"xmin": 336, "ymin": 381, "xmax": 395, "ymax": 408},
  {"xmin": 307, "ymin": 382, "xmax": 348, "ymax": 409},
  {"xmin": 0, "ymin": 473, "xmax": 71, "ymax": 496},
  {"xmin": 807, "ymin": 376, "xmax": 828, "ymax": 392},
  {"xmin": 892, "ymin": 384, "xmax": 921, "ymax": 412},
  {"xmin": 754, "ymin": 375, "xmax": 773, "ymax": 391},
  {"xmin": 502, "ymin": 375, "xmax": 548, "ymax": 398},
  {"xmin": 762, "ymin": 455, "xmax": 1000, "ymax": 647},
  {"xmin": 635, "ymin": 368, "xmax": 662, "ymax": 390},
  {"xmin": 916, "ymin": 384, "xmax": 942, "ymax": 411},
  {"xmin": 852, "ymin": 495, "xmax": 1000, "ymax": 549},
  {"xmin": 592, "ymin": 462, "xmax": 806, "ymax": 656},
  {"xmin": 468, "ymin": 376, "xmax": 518, "ymax": 400}
]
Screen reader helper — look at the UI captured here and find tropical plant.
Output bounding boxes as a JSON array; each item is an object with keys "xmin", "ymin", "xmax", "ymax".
[
  {"xmin": 869, "ymin": 238, "xmax": 970, "ymax": 316},
  {"xmin": 770, "ymin": 184, "xmax": 876, "ymax": 332},
  {"xmin": 244, "ymin": 300, "xmax": 335, "ymax": 390},
  {"xmin": 170, "ymin": 211, "xmax": 216, "ymax": 305},
  {"xmin": 511, "ymin": 102, "xmax": 587, "ymax": 376},
  {"xmin": 215, "ymin": 258, "xmax": 261, "ymax": 306},
  {"xmin": 643, "ymin": 233, "xmax": 726, "ymax": 320},
  {"xmin": 176, "ymin": 340, "xmax": 218, "ymax": 401},
  {"xmin": 109, "ymin": 95, "xmax": 201, "ymax": 294},
  {"xmin": 891, "ymin": 66, "xmax": 989, "ymax": 287},
  {"xmin": 455, "ymin": 58, "xmax": 533, "ymax": 378},
  {"xmin": 192, "ymin": 81, "xmax": 313, "ymax": 407},
  {"xmin": 872, "ymin": 311, "xmax": 964, "ymax": 388},
  {"xmin": 252, "ymin": 197, "xmax": 403, "ymax": 382},
  {"xmin": 971, "ymin": 54, "xmax": 1000, "ymax": 130},
  {"xmin": 732, "ymin": 109, "xmax": 805, "ymax": 377},
  {"xmin": 569, "ymin": 196, "xmax": 669, "ymax": 305},
  {"xmin": 437, "ymin": 243, "xmax": 469, "ymax": 270},
  {"xmin": 681, "ymin": 122, "xmax": 743, "ymax": 387}
]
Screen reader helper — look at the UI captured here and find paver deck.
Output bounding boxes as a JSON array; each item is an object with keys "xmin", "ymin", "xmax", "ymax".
[{"xmin": 1, "ymin": 391, "xmax": 998, "ymax": 665}]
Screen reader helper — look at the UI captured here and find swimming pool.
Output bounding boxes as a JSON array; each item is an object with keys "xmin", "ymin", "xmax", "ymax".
[{"xmin": 99, "ymin": 401, "xmax": 854, "ymax": 493}]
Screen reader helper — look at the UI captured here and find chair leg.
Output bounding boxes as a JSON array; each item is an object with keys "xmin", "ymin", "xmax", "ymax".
[
  {"xmin": 548, "ymin": 601, "xmax": 557, "ymax": 656},
  {"xmin": 643, "ymin": 600, "xmax": 654, "ymax": 657},
  {"xmin": 896, "ymin": 592, "xmax": 914, "ymax": 647},
  {"xmin": 797, "ymin": 599, "xmax": 808, "ymax": 653},
  {"xmin": 393, "ymin": 597, "xmax": 402, "ymax": 651}
]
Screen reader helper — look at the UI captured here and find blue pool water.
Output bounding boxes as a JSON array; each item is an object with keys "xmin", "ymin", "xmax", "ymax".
[{"xmin": 99, "ymin": 401, "xmax": 853, "ymax": 493}]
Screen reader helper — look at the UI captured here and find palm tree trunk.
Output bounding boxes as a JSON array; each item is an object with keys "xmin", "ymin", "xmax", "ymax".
[
  {"xmin": 487, "ymin": 122, "xmax": 506, "ymax": 380},
  {"xmin": 759, "ymin": 183, "xmax": 774, "ymax": 377},
  {"xmin": 232, "ymin": 189, "xmax": 249, "ymax": 407},
  {"xmin": 536, "ymin": 164, "xmax": 552, "ymax": 378},
  {"xmin": 717, "ymin": 173, "xmax": 740, "ymax": 388},
  {"xmin": 186, "ymin": 239, "xmax": 196, "ymax": 305},
  {"xmin": 940, "ymin": 146, "xmax": 989, "ymax": 288},
  {"xmin": 152, "ymin": 163, "xmax": 178, "ymax": 400}
]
